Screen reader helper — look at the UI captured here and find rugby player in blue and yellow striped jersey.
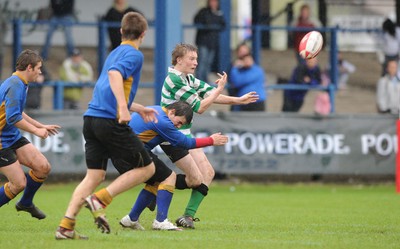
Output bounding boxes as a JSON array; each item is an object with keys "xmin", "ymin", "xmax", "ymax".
[
  {"xmin": 56, "ymin": 12, "xmax": 157, "ymax": 240},
  {"xmin": 0, "ymin": 49, "xmax": 60, "ymax": 220},
  {"xmin": 119, "ymin": 101, "xmax": 227, "ymax": 230}
]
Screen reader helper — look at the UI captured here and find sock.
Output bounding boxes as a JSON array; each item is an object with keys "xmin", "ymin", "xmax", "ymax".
[
  {"xmin": 18, "ymin": 170, "xmax": 45, "ymax": 207},
  {"xmin": 175, "ymin": 174, "xmax": 189, "ymax": 190},
  {"xmin": 128, "ymin": 188, "xmax": 155, "ymax": 221},
  {"xmin": 59, "ymin": 216, "xmax": 76, "ymax": 230},
  {"xmin": 94, "ymin": 188, "xmax": 113, "ymax": 207},
  {"xmin": 0, "ymin": 183, "xmax": 15, "ymax": 207},
  {"xmin": 156, "ymin": 184, "xmax": 174, "ymax": 222},
  {"xmin": 184, "ymin": 183, "xmax": 209, "ymax": 218}
]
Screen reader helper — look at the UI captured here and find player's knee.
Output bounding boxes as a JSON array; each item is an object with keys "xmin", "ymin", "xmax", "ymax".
[
  {"xmin": 206, "ymin": 166, "xmax": 215, "ymax": 181},
  {"xmin": 146, "ymin": 162, "xmax": 156, "ymax": 178},
  {"xmin": 194, "ymin": 183, "xmax": 209, "ymax": 196},
  {"xmin": 186, "ymin": 174, "xmax": 203, "ymax": 188},
  {"xmin": 10, "ymin": 177, "xmax": 27, "ymax": 194},
  {"xmin": 34, "ymin": 159, "xmax": 51, "ymax": 177}
]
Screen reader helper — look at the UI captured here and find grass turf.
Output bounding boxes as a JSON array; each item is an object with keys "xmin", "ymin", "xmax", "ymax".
[{"xmin": 0, "ymin": 182, "xmax": 399, "ymax": 249}]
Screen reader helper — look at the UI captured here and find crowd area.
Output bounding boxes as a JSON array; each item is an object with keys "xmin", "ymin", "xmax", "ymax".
[{"xmin": 0, "ymin": 0, "xmax": 396, "ymax": 115}]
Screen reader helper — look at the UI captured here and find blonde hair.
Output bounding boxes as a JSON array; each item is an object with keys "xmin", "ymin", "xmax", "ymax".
[{"xmin": 171, "ymin": 43, "xmax": 198, "ymax": 66}]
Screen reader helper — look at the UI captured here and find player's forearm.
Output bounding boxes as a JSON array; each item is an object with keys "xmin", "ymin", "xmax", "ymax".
[
  {"xmin": 198, "ymin": 89, "xmax": 221, "ymax": 113},
  {"xmin": 22, "ymin": 112, "xmax": 44, "ymax": 128},
  {"xmin": 129, "ymin": 102, "xmax": 145, "ymax": 112},
  {"xmin": 194, "ymin": 137, "xmax": 214, "ymax": 148},
  {"xmin": 14, "ymin": 118, "xmax": 40, "ymax": 134},
  {"xmin": 214, "ymin": 94, "xmax": 239, "ymax": 105},
  {"xmin": 108, "ymin": 71, "xmax": 128, "ymax": 109}
]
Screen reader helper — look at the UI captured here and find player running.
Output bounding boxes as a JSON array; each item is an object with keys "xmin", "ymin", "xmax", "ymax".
[
  {"xmin": 55, "ymin": 12, "xmax": 157, "ymax": 240},
  {"xmin": 0, "ymin": 49, "xmax": 60, "ymax": 220}
]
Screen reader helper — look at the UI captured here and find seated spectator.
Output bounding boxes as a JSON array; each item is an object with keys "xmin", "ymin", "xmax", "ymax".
[
  {"xmin": 228, "ymin": 43, "xmax": 266, "ymax": 111},
  {"xmin": 59, "ymin": 48, "xmax": 94, "ymax": 109},
  {"xmin": 282, "ymin": 57, "xmax": 322, "ymax": 112},
  {"xmin": 336, "ymin": 52, "xmax": 356, "ymax": 89},
  {"xmin": 376, "ymin": 60, "xmax": 400, "ymax": 114}
]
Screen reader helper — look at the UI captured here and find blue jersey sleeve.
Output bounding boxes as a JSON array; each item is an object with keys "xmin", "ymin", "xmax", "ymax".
[
  {"xmin": 5, "ymin": 81, "xmax": 24, "ymax": 125},
  {"xmin": 151, "ymin": 115, "xmax": 196, "ymax": 149}
]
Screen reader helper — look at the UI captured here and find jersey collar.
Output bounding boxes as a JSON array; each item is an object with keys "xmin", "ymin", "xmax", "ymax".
[{"xmin": 12, "ymin": 72, "xmax": 29, "ymax": 85}]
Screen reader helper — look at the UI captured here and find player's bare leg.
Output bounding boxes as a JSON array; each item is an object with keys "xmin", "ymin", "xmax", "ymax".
[{"xmin": 175, "ymin": 148, "xmax": 213, "ymax": 229}]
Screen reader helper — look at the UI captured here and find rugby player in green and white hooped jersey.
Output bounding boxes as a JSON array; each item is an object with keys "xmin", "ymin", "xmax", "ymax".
[{"xmin": 160, "ymin": 43, "xmax": 259, "ymax": 229}]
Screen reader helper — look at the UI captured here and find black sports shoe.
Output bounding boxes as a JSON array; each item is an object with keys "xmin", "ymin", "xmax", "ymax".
[
  {"xmin": 175, "ymin": 215, "xmax": 200, "ymax": 229},
  {"xmin": 16, "ymin": 202, "xmax": 46, "ymax": 220}
]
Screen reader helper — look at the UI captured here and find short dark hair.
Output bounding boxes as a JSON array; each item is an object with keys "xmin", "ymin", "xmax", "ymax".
[
  {"xmin": 15, "ymin": 49, "xmax": 42, "ymax": 71},
  {"xmin": 121, "ymin": 12, "xmax": 148, "ymax": 41},
  {"xmin": 166, "ymin": 101, "xmax": 194, "ymax": 124}
]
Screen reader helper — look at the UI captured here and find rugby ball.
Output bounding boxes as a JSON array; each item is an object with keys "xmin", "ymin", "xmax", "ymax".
[{"xmin": 298, "ymin": 31, "xmax": 323, "ymax": 59}]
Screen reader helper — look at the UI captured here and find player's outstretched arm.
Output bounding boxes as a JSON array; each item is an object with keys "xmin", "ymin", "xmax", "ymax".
[
  {"xmin": 197, "ymin": 72, "xmax": 227, "ymax": 114},
  {"xmin": 214, "ymin": 91, "xmax": 259, "ymax": 105}
]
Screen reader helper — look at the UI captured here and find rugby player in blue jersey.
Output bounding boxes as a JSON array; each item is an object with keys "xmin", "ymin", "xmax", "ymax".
[
  {"xmin": 0, "ymin": 49, "xmax": 60, "ymax": 219},
  {"xmin": 119, "ymin": 101, "xmax": 228, "ymax": 230},
  {"xmin": 56, "ymin": 12, "xmax": 157, "ymax": 240}
]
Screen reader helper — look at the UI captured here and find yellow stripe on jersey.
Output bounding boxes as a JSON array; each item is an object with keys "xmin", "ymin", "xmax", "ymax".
[
  {"xmin": 0, "ymin": 102, "xmax": 6, "ymax": 149},
  {"xmin": 123, "ymin": 76, "xmax": 133, "ymax": 103},
  {"xmin": 138, "ymin": 130, "xmax": 158, "ymax": 143}
]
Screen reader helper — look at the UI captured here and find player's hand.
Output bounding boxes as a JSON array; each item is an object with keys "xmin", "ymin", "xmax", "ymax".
[
  {"xmin": 215, "ymin": 71, "xmax": 227, "ymax": 90},
  {"xmin": 118, "ymin": 107, "xmax": 131, "ymax": 124},
  {"xmin": 239, "ymin": 91, "xmax": 259, "ymax": 105},
  {"xmin": 43, "ymin": 124, "xmax": 61, "ymax": 136},
  {"xmin": 139, "ymin": 107, "xmax": 158, "ymax": 123},
  {"xmin": 210, "ymin": 132, "xmax": 229, "ymax": 146},
  {"xmin": 34, "ymin": 127, "xmax": 49, "ymax": 139}
]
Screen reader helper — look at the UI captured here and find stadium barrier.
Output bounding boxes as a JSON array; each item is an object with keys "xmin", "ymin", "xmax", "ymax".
[{"xmin": 24, "ymin": 111, "xmax": 396, "ymax": 180}]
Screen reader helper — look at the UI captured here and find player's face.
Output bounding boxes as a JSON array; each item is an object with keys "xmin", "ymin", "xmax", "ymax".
[
  {"xmin": 29, "ymin": 62, "xmax": 42, "ymax": 82},
  {"xmin": 168, "ymin": 112, "xmax": 187, "ymax": 129},
  {"xmin": 178, "ymin": 51, "xmax": 198, "ymax": 75}
]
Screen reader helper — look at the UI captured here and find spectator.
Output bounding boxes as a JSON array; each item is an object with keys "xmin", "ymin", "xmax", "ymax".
[
  {"xmin": 376, "ymin": 60, "xmax": 400, "ymax": 114},
  {"xmin": 326, "ymin": 52, "xmax": 356, "ymax": 90},
  {"xmin": 103, "ymin": 0, "xmax": 142, "ymax": 51},
  {"xmin": 59, "ymin": 48, "xmax": 94, "ymax": 110},
  {"xmin": 228, "ymin": 42, "xmax": 266, "ymax": 111},
  {"xmin": 291, "ymin": 4, "xmax": 321, "ymax": 63},
  {"xmin": 379, "ymin": 18, "xmax": 400, "ymax": 76},
  {"xmin": 282, "ymin": 57, "xmax": 322, "ymax": 112},
  {"xmin": 194, "ymin": 0, "xmax": 226, "ymax": 82},
  {"xmin": 41, "ymin": 0, "xmax": 75, "ymax": 60}
]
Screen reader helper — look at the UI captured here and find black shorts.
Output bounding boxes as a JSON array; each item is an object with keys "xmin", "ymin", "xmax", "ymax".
[
  {"xmin": 160, "ymin": 144, "xmax": 189, "ymax": 163},
  {"xmin": 0, "ymin": 137, "xmax": 30, "ymax": 167},
  {"xmin": 145, "ymin": 150, "xmax": 173, "ymax": 185},
  {"xmin": 83, "ymin": 116, "xmax": 152, "ymax": 174}
]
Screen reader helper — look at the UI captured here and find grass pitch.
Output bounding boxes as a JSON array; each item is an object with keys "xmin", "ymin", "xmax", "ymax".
[{"xmin": 0, "ymin": 181, "xmax": 399, "ymax": 249}]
